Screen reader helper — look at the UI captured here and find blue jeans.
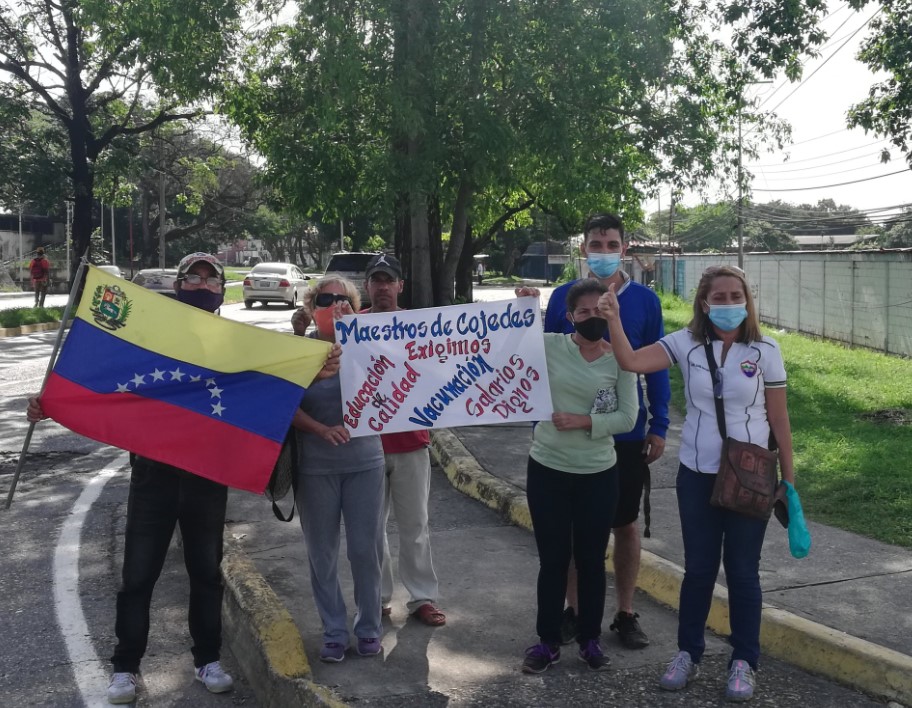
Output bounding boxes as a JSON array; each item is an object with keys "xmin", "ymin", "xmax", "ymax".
[
  {"xmin": 676, "ymin": 464, "xmax": 768, "ymax": 669},
  {"xmin": 111, "ymin": 458, "xmax": 227, "ymax": 672},
  {"xmin": 526, "ymin": 457, "xmax": 618, "ymax": 645}
]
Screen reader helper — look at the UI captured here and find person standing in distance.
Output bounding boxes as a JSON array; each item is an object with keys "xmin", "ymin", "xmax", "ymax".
[
  {"xmin": 543, "ymin": 212, "xmax": 670, "ymax": 649},
  {"xmin": 363, "ymin": 254, "xmax": 446, "ymax": 627},
  {"xmin": 29, "ymin": 247, "xmax": 51, "ymax": 307}
]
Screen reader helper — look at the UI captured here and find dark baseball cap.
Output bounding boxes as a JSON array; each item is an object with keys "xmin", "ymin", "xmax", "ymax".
[{"xmin": 365, "ymin": 253, "xmax": 402, "ymax": 280}]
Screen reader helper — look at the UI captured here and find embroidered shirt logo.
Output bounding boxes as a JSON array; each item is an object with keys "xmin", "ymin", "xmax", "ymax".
[{"xmin": 740, "ymin": 360, "xmax": 758, "ymax": 377}]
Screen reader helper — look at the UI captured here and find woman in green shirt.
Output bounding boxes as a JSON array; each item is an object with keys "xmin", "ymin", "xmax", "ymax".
[{"xmin": 516, "ymin": 279, "xmax": 638, "ymax": 674}]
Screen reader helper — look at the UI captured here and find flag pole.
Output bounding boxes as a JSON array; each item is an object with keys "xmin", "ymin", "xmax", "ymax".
[{"xmin": 5, "ymin": 251, "xmax": 91, "ymax": 510}]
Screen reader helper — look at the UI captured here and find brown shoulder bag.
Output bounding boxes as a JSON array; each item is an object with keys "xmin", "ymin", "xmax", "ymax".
[{"xmin": 705, "ymin": 342, "xmax": 779, "ymax": 520}]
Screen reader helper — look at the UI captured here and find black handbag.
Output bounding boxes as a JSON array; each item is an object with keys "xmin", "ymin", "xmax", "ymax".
[
  {"xmin": 265, "ymin": 429, "xmax": 299, "ymax": 522},
  {"xmin": 704, "ymin": 341, "xmax": 779, "ymax": 521}
]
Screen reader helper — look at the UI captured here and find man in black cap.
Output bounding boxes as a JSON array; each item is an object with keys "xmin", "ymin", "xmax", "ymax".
[
  {"xmin": 28, "ymin": 252, "xmax": 341, "ymax": 703},
  {"xmin": 363, "ymin": 254, "xmax": 446, "ymax": 626}
]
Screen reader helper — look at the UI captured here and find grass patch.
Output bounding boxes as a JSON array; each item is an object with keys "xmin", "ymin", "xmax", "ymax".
[
  {"xmin": 222, "ymin": 284, "xmax": 245, "ymax": 305},
  {"xmin": 483, "ymin": 275, "xmax": 524, "ymax": 286},
  {"xmin": 0, "ymin": 306, "xmax": 65, "ymax": 328},
  {"xmin": 223, "ymin": 267, "xmax": 248, "ymax": 283},
  {"xmin": 656, "ymin": 292, "xmax": 912, "ymax": 547}
]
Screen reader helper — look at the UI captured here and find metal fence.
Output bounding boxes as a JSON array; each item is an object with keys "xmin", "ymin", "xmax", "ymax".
[{"xmin": 637, "ymin": 251, "xmax": 912, "ymax": 358}]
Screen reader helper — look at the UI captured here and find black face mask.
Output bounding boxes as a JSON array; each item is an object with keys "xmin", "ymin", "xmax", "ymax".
[
  {"xmin": 573, "ymin": 316, "xmax": 608, "ymax": 342},
  {"xmin": 177, "ymin": 289, "xmax": 224, "ymax": 312}
]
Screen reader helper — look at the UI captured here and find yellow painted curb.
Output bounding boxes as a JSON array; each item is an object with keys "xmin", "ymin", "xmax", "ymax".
[
  {"xmin": 760, "ymin": 607, "xmax": 912, "ymax": 705},
  {"xmin": 221, "ymin": 540, "xmax": 347, "ymax": 707},
  {"xmin": 429, "ymin": 429, "xmax": 912, "ymax": 706}
]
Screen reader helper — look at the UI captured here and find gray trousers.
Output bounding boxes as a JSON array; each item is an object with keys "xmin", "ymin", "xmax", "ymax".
[
  {"xmin": 381, "ymin": 448, "xmax": 439, "ymax": 613},
  {"xmin": 296, "ymin": 465, "xmax": 385, "ymax": 645}
]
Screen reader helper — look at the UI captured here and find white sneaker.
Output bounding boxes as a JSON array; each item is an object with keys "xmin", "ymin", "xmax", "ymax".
[
  {"xmin": 195, "ymin": 661, "xmax": 234, "ymax": 693},
  {"xmin": 107, "ymin": 672, "xmax": 136, "ymax": 704}
]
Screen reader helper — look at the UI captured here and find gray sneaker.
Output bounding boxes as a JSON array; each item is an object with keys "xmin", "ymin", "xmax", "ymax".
[
  {"xmin": 195, "ymin": 661, "xmax": 234, "ymax": 693},
  {"xmin": 726, "ymin": 659, "xmax": 755, "ymax": 702},
  {"xmin": 659, "ymin": 650, "xmax": 699, "ymax": 691},
  {"xmin": 107, "ymin": 672, "xmax": 136, "ymax": 704}
]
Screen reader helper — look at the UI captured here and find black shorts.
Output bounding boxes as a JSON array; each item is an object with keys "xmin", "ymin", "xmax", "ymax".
[{"xmin": 612, "ymin": 439, "xmax": 650, "ymax": 529}]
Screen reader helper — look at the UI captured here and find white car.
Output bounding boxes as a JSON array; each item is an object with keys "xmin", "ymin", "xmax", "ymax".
[
  {"xmin": 323, "ymin": 252, "xmax": 380, "ymax": 306},
  {"xmin": 96, "ymin": 264, "xmax": 125, "ymax": 279},
  {"xmin": 243, "ymin": 262, "xmax": 311, "ymax": 309},
  {"xmin": 132, "ymin": 268, "xmax": 179, "ymax": 298}
]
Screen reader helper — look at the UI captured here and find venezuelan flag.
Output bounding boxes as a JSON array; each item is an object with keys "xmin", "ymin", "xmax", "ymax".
[{"xmin": 40, "ymin": 265, "xmax": 330, "ymax": 493}]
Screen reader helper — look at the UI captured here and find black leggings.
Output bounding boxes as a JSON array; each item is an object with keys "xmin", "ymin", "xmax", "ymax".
[{"xmin": 526, "ymin": 456, "xmax": 618, "ymax": 645}]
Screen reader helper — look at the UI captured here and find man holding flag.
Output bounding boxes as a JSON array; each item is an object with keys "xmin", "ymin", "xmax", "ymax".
[{"xmin": 27, "ymin": 252, "xmax": 339, "ymax": 704}]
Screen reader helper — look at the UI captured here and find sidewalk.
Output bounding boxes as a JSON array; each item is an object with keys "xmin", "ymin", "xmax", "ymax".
[{"xmin": 220, "ymin": 411, "xmax": 912, "ymax": 706}]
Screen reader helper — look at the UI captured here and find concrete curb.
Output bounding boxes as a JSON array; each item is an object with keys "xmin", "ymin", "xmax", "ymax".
[
  {"xmin": 429, "ymin": 428, "xmax": 912, "ymax": 706},
  {"xmin": 0, "ymin": 321, "xmax": 63, "ymax": 338},
  {"xmin": 221, "ymin": 539, "xmax": 346, "ymax": 708}
]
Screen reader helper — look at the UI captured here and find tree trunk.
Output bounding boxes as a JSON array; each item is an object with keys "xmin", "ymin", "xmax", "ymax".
[
  {"xmin": 428, "ymin": 193, "xmax": 443, "ymax": 305},
  {"xmin": 67, "ymin": 120, "xmax": 95, "ymax": 280},
  {"xmin": 439, "ymin": 177, "xmax": 472, "ymax": 305},
  {"xmin": 409, "ymin": 183, "xmax": 432, "ymax": 308},
  {"xmin": 503, "ymin": 232, "xmax": 517, "ymax": 277},
  {"xmin": 454, "ymin": 222, "xmax": 474, "ymax": 303},
  {"xmin": 394, "ymin": 190, "xmax": 413, "ymax": 308}
]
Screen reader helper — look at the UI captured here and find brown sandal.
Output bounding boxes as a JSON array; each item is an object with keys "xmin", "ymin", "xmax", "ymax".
[{"xmin": 412, "ymin": 603, "xmax": 446, "ymax": 626}]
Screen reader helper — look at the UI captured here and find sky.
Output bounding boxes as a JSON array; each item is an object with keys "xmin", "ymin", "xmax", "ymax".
[{"xmin": 647, "ymin": 3, "xmax": 912, "ymax": 226}]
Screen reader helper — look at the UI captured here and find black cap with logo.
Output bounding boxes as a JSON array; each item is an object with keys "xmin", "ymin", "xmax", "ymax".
[{"xmin": 365, "ymin": 253, "xmax": 402, "ymax": 280}]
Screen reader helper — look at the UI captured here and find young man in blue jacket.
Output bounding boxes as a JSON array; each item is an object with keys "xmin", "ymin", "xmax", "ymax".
[{"xmin": 544, "ymin": 213, "xmax": 670, "ymax": 649}]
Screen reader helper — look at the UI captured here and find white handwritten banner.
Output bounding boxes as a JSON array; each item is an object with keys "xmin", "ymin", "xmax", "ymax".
[{"xmin": 336, "ymin": 297, "xmax": 553, "ymax": 437}]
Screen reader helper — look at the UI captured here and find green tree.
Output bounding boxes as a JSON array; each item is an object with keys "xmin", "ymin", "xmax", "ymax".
[
  {"xmin": 225, "ymin": 0, "xmax": 828, "ymax": 306},
  {"xmin": 849, "ymin": 1, "xmax": 912, "ymax": 168},
  {"xmin": 0, "ymin": 0, "xmax": 248, "ymax": 278}
]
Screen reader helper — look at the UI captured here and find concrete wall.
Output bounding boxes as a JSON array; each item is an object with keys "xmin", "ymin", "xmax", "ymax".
[{"xmin": 650, "ymin": 251, "xmax": 912, "ymax": 357}]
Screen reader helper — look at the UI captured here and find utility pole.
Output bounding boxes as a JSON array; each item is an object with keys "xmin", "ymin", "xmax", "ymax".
[
  {"xmin": 737, "ymin": 106, "xmax": 744, "ymax": 269},
  {"xmin": 339, "ymin": 220, "xmax": 345, "ymax": 252},
  {"xmin": 111, "ymin": 204, "xmax": 116, "ymax": 267}
]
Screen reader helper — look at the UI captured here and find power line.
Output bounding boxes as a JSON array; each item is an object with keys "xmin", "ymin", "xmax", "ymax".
[
  {"xmin": 755, "ymin": 161, "xmax": 903, "ymax": 182},
  {"xmin": 764, "ymin": 11, "xmax": 880, "ymax": 115},
  {"xmin": 752, "ymin": 168, "xmax": 910, "ymax": 192},
  {"xmin": 756, "ymin": 7, "xmax": 858, "ymax": 111},
  {"xmin": 749, "ymin": 142, "xmax": 892, "ymax": 170}
]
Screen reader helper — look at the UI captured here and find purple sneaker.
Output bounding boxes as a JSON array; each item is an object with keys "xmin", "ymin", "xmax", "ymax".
[
  {"xmin": 521, "ymin": 643, "xmax": 560, "ymax": 674},
  {"xmin": 319, "ymin": 642, "xmax": 346, "ymax": 663},
  {"xmin": 357, "ymin": 637, "xmax": 382, "ymax": 656},
  {"xmin": 578, "ymin": 639, "xmax": 611, "ymax": 671}
]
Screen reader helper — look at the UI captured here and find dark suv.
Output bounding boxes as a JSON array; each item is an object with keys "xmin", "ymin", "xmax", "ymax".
[{"xmin": 323, "ymin": 252, "xmax": 380, "ymax": 306}]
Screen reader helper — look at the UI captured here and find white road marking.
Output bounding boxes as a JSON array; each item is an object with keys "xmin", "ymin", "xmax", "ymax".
[{"xmin": 53, "ymin": 453, "xmax": 129, "ymax": 707}]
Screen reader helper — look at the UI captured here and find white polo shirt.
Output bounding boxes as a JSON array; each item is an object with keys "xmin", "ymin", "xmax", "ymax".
[{"xmin": 659, "ymin": 329, "xmax": 787, "ymax": 474}]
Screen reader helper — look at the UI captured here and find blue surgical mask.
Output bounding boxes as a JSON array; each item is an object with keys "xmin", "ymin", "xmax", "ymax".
[
  {"xmin": 706, "ymin": 303, "xmax": 748, "ymax": 332},
  {"xmin": 586, "ymin": 252, "xmax": 621, "ymax": 279}
]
